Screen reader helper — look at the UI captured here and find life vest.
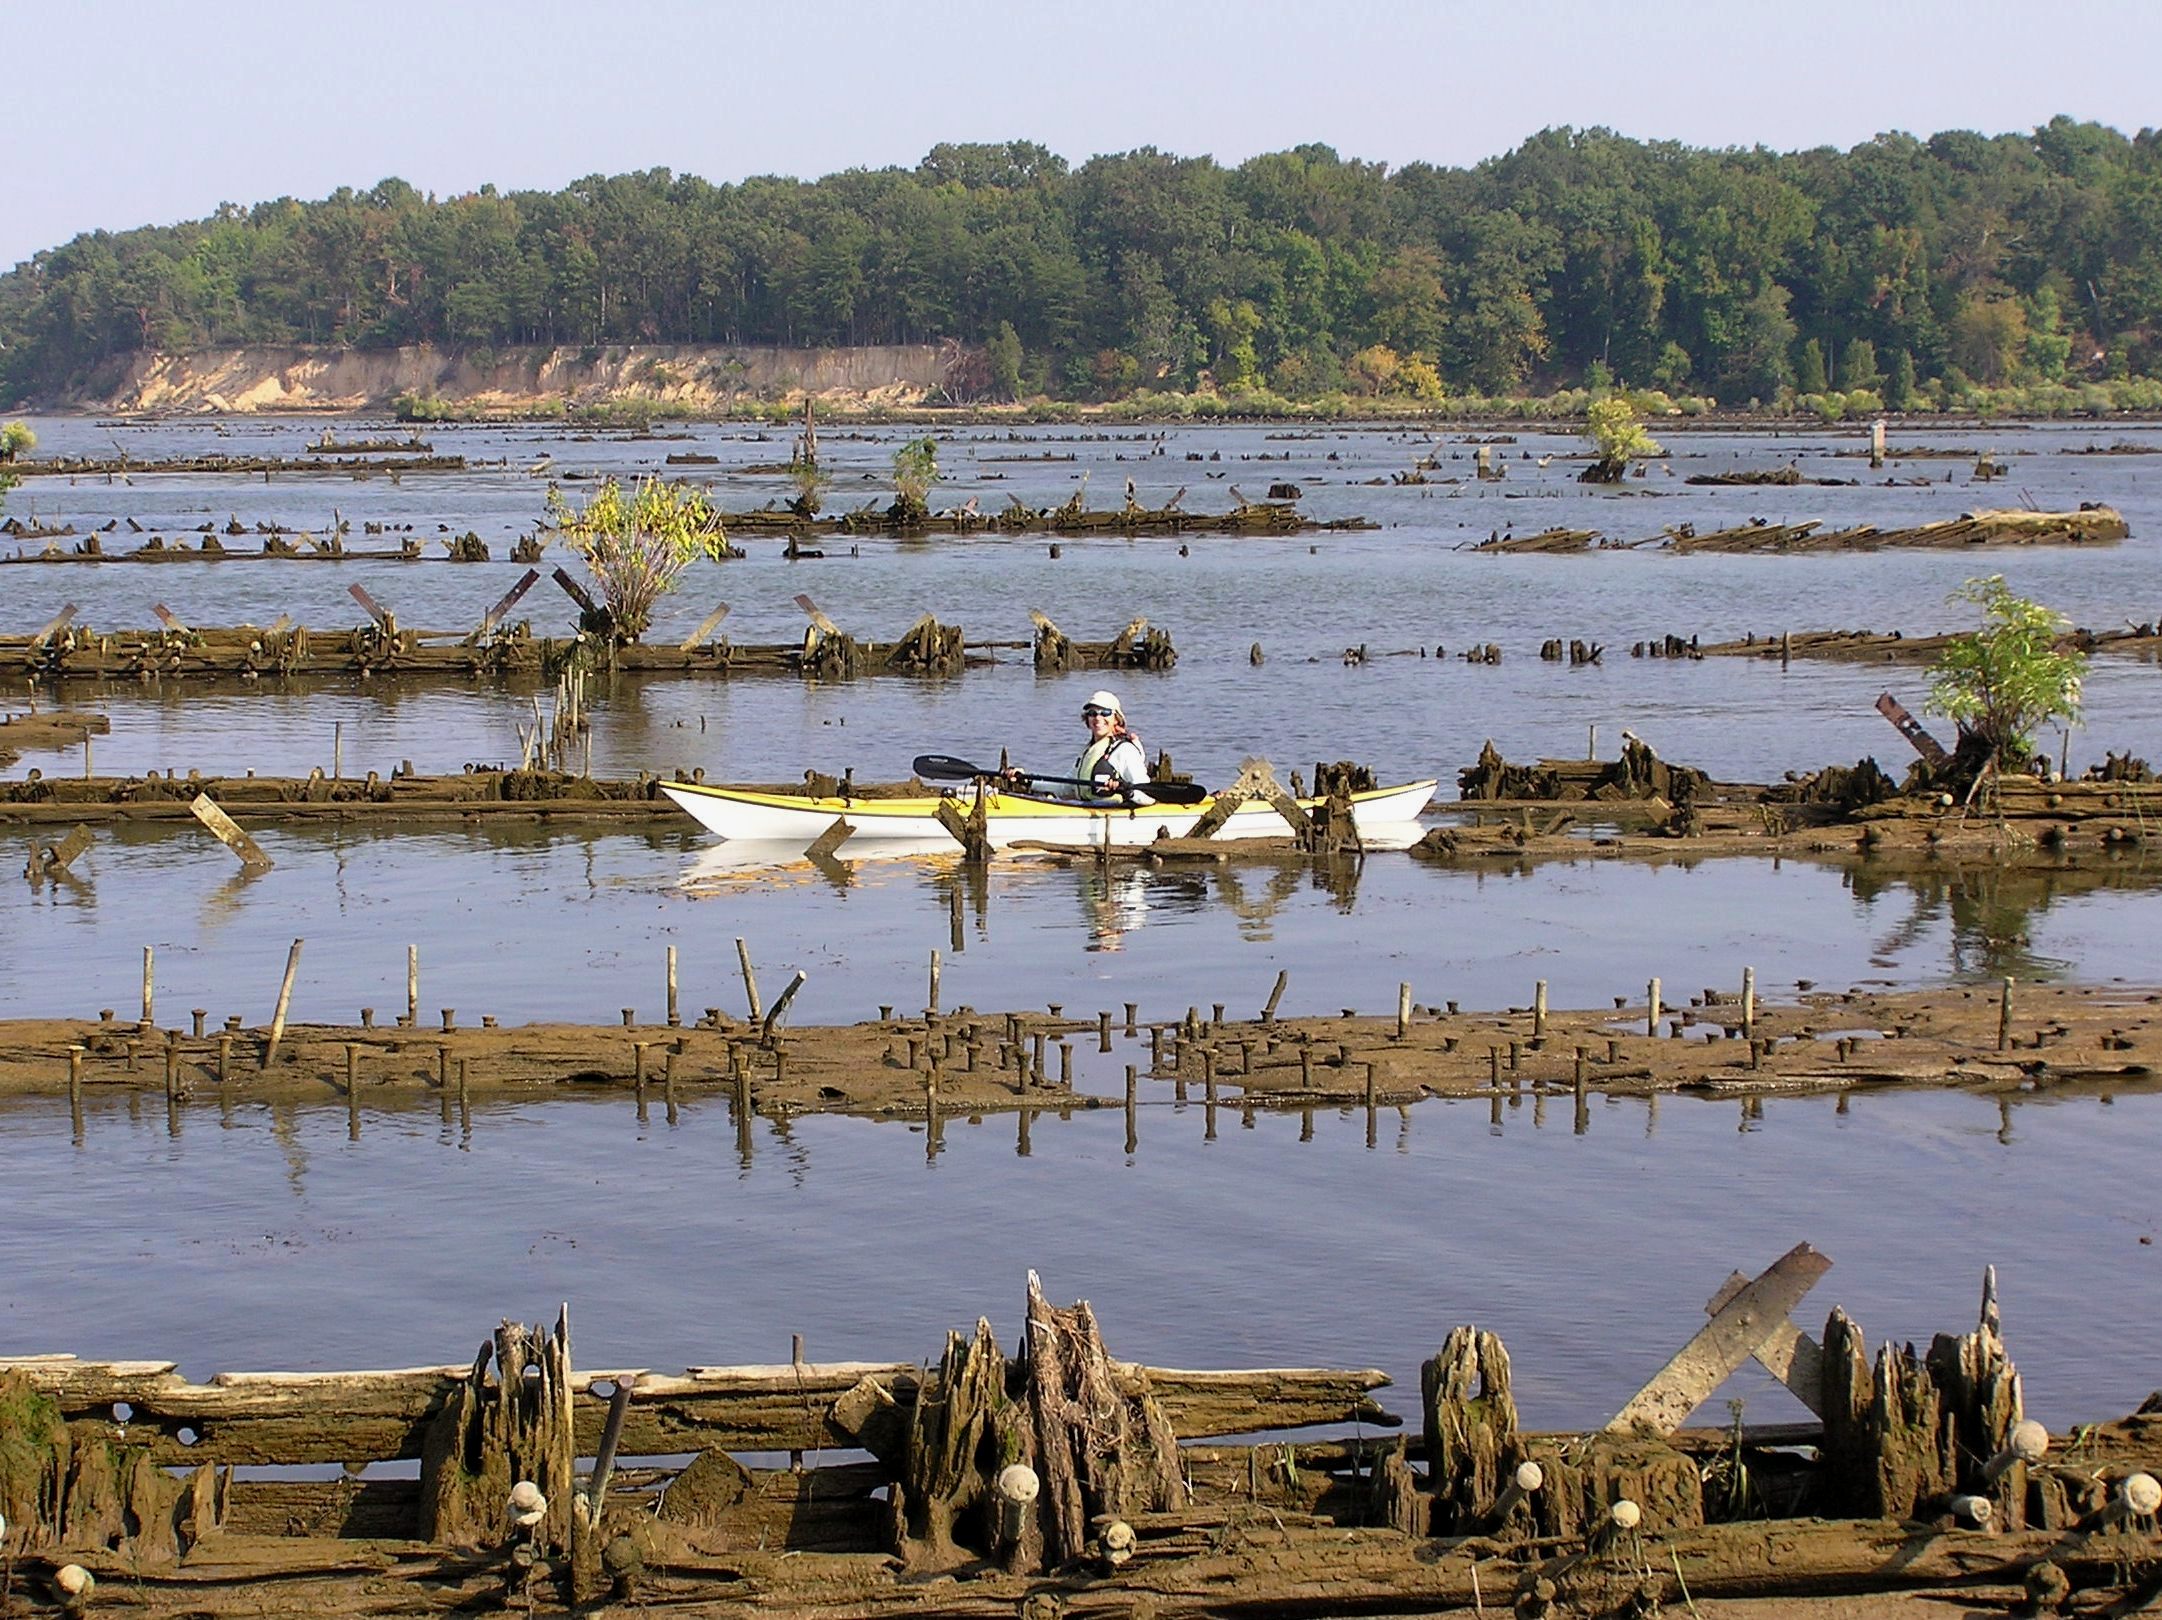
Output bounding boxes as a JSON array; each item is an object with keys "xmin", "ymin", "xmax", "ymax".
[{"xmin": 1077, "ymin": 732, "xmax": 1148, "ymax": 792}]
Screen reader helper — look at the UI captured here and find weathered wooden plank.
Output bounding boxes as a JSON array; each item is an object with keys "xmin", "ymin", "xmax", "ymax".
[
  {"xmin": 29, "ymin": 603, "xmax": 78, "ymax": 648},
  {"xmin": 39, "ymin": 823, "xmax": 95, "ymax": 874},
  {"xmin": 463, "ymin": 567, "xmax": 540, "ymax": 645},
  {"xmin": 5, "ymin": 1354, "xmax": 1395, "ymax": 1465},
  {"xmin": 1707, "ymin": 1268, "xmax": 1826, "ymax": 1416},
  {"xmin": 677, "ymin": 600, "xmax": 731, "ymax": 651},
  {"xmin": 1606, "ymin": 1243, "xmax": 1832, "ymax": 1435},
  {"xmin": 346, "ymin": 583, "xmax": 393, "ymax": 629},
  {"xmin": 805, "ymin": 816, "xmax": 854, "ymax": 861},
  {"xmin": 550, "ymin": 567, "xmax": 598, "ymax": 617},
  {"xmin": 793, "ymin": 593, "xmax": 842, "ymax": 638},
  {"xmin": 188, "ymin": 793, "xmax": 274, "ymax": 870}
]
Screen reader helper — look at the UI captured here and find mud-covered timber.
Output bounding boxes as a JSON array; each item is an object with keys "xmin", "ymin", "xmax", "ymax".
[
  {"xmin": 0, "ymin": 1265, "xmax": 2158, "ymax": 1618},
  {"xmin": 1464, "ymin": 505, "xmax": 2127, "ymax": 553},
  {"xmin": 0, "ymin": 610, "xmax": 1174, "ymax": 686},
  {"xmin": 5, "ymin": 452, "xmax": 472, "ymax": 478},
  {"xmin": 725, "ymin": 491, "xmax": 1374, "ymax": 537}
]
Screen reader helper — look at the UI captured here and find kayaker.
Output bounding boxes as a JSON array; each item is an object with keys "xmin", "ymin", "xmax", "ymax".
[{"xmin": 1075, "ymin": 689, "xmax": 1152, "ymax": 801}]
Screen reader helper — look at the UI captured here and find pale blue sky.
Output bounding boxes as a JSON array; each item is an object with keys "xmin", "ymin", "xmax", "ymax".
[{"xmin": 7, "ymin": 0, "xmax": 2161, "ymax": 269}]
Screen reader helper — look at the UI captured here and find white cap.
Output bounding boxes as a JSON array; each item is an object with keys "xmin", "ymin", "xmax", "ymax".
[{"xmin": 1084, "ymin": 690, "xmax": 1122, "ymax": 714}]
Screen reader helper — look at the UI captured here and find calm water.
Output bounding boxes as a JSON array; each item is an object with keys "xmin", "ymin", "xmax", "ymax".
[
  {"xmin": 3, "ymin": 417, "xmax": 2160, "ymax": 1418},
  {"xmin": 0, "ymin": 1085, "xmax": 2154, "ymax": 1434}
]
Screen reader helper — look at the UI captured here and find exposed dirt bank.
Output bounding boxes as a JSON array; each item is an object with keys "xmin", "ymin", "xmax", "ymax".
[{"xmin": 62, "ymin": 343, "xmax": 952, "ymax": 414}]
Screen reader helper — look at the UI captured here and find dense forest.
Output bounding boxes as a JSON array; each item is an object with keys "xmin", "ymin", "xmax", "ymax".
[{"xmin": 4, "ymin": 121, "xmax": 2162, "ymax": 409}]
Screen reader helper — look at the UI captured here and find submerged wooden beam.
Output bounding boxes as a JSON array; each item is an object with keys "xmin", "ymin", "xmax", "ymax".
[{"xmin": 0, "ymin": 1352, "xmax": 1395, "ymax": 1466}]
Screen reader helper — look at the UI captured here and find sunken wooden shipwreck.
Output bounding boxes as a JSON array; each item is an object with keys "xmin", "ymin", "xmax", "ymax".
[
  {"xmin": 1, "ymin": 1258, "xmax": 2158, "ymax": 1618},
  {"xmin": 0, "ymin": 583, "xmax": 1174, "ymax": 689}
]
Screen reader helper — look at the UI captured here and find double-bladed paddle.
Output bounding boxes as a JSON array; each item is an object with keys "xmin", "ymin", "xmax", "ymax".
[{"xmin": 912, "ymin": 753, "xmax": 1209, "ymax": 805}]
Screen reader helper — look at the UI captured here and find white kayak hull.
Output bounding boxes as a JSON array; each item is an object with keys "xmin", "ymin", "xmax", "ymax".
[{"xmin": 660, "ymin": 779, "xmax": 1437, "ymax": 851}]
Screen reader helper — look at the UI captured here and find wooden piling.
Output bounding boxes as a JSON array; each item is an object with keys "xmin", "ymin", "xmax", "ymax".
[
  {"xmin": 142, "ymin": 945, "xmax": 154, "ymax": 1028},
  {"xmin": 263, "ymin": 939, "xmax": 304, "ymax": 1068},
  {"xmin": 1397, "ymin": 982, "xmax": 1412, "ymax": 1040},
  {"xmin": 1998, "ymin": 978, "xmax": 2014, "ymax": 1052},
  {"xmin": 1742, "ymin": 967, "xmax": 1756, "ymax": 1042},
  {"xmin": 406, "ymin": 945, "xmax": 418, "ymax": 1028},
  {"xmin": 666, "ymin": 946, "xmax": 679, "ymax": 1028},
  {"xmin": 763, "ymin": 971, "xmax": 807, "ymax": 1040},
  {"xmin": 736, "ymin": 938, "xmax": 762, "ymax": 1023},
  {"xmin": 1534, "ymin": 979, "xmax": 1548, "ymax": 1038},
  {"xmin": 1648, "ymin": 977, "xmax": 1662, "ymax": 1036},
  {"xmin": 928, "ymin": 948, "xmax": 941, "ymax": 1015}
]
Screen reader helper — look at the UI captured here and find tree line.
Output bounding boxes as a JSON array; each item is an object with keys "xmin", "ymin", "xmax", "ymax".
[{"xmin": 4, "ymin": 121, "xmax": 2161, "ymax": 409}]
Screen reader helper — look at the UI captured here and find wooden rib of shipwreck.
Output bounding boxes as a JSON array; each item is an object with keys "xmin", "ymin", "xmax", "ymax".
[
  {"xmin": 722, "ymin": 493, "xmax": 1374, "ymax": 537},
  {"xmin": 0, "ymin": 609, "xmax": 1172, "ymax": 687},
  {"xmin": 1, "ymin": 1264, "xmax": 2158, "ymax": 1618},
  {"xmin": 1464, "ymin": 506, "xmax": 2127, "ymax": 554},
  {"xmin": 1694, "ymin": 620, "xmax": 2162, "ymax": 664},
  {"xmin": 5, "ymin": 452, "xmax": 471, "ymax": 478}
]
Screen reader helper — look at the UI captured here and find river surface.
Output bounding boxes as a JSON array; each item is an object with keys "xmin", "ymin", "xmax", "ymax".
[{"xmin": 2, "ymin": 416, "xmax": 2159, "ymax": 1427}]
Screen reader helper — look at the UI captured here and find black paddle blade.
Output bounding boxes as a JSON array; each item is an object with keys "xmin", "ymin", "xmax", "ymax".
[
  {"xmin": 1133, "ymin": 779, "xmax": 1209, "ymax": 805},
  {"xmin": 912, "ymin": 753, "xmax": 988, "ymax": 781}
]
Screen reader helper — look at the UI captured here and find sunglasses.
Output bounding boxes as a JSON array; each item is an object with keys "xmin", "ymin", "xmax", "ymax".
[{"xmin": 1082, "ymin": 706, "xmax": 1114, "ymax": 718}]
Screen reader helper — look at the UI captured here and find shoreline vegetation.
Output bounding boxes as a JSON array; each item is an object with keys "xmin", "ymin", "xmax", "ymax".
[{"xmin": 8, "ymin": 122, "xmax": 2162, "ymax": 422}]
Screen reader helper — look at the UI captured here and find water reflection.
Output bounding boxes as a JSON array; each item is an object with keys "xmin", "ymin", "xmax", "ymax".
[{"xmin": 1848, "ymin": 859, "xmax": 2153, "ymax": 982}]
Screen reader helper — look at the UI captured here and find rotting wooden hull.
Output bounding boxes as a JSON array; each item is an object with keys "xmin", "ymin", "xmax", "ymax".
[{"xmin": 659, "ymin": 778, "xmax": 1438, "ymax": 850}]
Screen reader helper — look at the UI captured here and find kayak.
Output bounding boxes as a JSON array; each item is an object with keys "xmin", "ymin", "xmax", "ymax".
[{"xmin": 660, "ymin": 778, "xmax": 1438, "ymax": 851}]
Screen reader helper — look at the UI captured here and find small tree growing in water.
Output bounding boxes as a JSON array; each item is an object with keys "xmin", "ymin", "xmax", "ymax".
[
  {"xmin": 891, "ymin": 436, "xmax": 940, "ymax": 524},
  {"xmin": 0, "ymin": 421, "xmax": 32, "ymax": 512},
  {"xmin": 1580, "ymin": 397, "xmax": 1661, "ymax": 483},
  {"xmin": 547, "ymin": 476, "xmax": 733, "ymax": 642},
  {"xmin": 1927, "ymin": 575, "xmax": 2086, "ymax": 790}
]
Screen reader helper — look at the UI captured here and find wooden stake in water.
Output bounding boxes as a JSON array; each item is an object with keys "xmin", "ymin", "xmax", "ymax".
[
  {"xmin": 763, "ymin": 971, "xmax": 807, "ymax": 1040},
  {"xmin": 735, "ymin": 938, "xmax": 762, "ymax": 1022},
  {"xmin": 407, "ymin": 945, "xmax": 419, "ymax": 1028},
  {"xmin": 665, "ymin": 945, "xmax": 679, "ymax": 1028},
  {"xmin": 1533, "ymin": 979, "xmax": 1548, "ymax": 1038},
  {"xmin": 1263, "ymin": 970, "xmax": 1289, "ymax": 1024},
  {"xmin": 142, "ymin": 946, "xmax": 154, "ymax": 1028},
  {"xmin": 263, "ymin": 938, "xmax": 304, "ymax": 1069},
  {"xmin": 928, "ymin": 948, "xmax": 942, "ymax": 1015},
  {"xmin": 1998, "ymin": 977, "xmax": 2014, "ymax": 1052},
  {"xmin": 1741, "ymin": 966, "xmax": 1756, "ymax": 1041},
  {"xmin": 1396, "ymin": 982, "xmax": 1412, "ymax": 1040},
  {"xmin": 1647, "ymin": 977, "xmax": 1662, "ymax": 1037},
  {"xmin": 333, "ymin": 721, "xmax": 343, "ymax": 781}
]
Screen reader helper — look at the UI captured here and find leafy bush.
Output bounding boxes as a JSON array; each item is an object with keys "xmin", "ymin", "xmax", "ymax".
[
  {"xmin": 1927, "ymin": 576, "xmax": 2086, "ymax": 785},
  {"xmin": 546, "ymin": 477, "xmax": 735, "ymax": 642}
]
